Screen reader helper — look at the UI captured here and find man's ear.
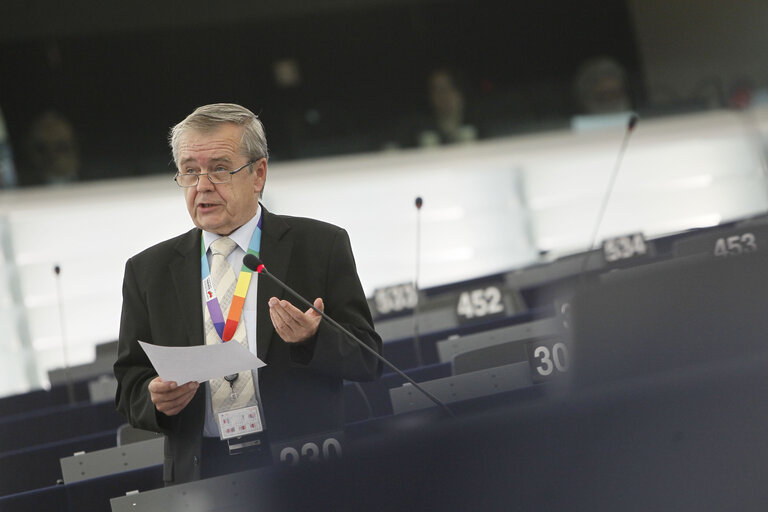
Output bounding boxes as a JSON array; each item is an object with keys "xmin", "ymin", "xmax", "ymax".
[{"xmin": 253, "ymin": 158, "xmax": 267, "ymax": 196}]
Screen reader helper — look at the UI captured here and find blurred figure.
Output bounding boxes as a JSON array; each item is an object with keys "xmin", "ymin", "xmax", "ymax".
[
  {"xmin": 727, "ymin": 80, "xmax": 768, "ymax": 110},
  {"xmin": 573, "ymin": 57, "xmax": 632, "ymax": 115},
  {"xmin": 21, "ymin": 110, "xmax": 81, "ymax": 186},
  {"xmin": 273, "ymin": 58, "xmax": 302, "ymax": 90},
  {"xmin": 0, "ymin": 106, "xmax": 18, "ymax": 189},
  {"xmin": 419, "ymin": 68, "xmax": 478, "ymax": 146},
  {"xmin": 572, "ymin": 57, "xmax": 635, "ymax": 132},
  {"xmin": 266, "ymin": 58, "xmax": 308, "ymax": 160},
  {"xmin": 383, "ymin": 67, "xmax": 479, "ymax": 150}
]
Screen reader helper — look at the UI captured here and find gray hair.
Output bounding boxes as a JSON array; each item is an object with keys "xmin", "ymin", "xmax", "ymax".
[{"xmin": 168, "ymin": 103, "xmax": 269, "ymax": 167}]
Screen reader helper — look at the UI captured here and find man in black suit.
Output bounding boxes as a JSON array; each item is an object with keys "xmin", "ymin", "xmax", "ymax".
[{"xmin": 114, "ymin": 103, "xmax": 381, "ymax": 485}]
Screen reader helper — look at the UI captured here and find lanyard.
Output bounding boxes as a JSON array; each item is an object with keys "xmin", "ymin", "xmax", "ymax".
[{"xmin": 201, "ymin": 216, "xmax": 263, "ymax": 342}]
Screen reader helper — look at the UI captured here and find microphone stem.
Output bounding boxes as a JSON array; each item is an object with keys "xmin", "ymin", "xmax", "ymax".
[
  {"xmin": 259, "ymin": 269, "xmax": 455, "ymax": 418},
  {"xmin": 54, "ymin": 267, "xmax": 76, "ymax": 404},
  {"xmin": 581, "ymin": 121, "xmax": 637, "ymax": 277},
  {"xmin": 413, "ymin": 203, "xmax": 423, "ymax": 367}
]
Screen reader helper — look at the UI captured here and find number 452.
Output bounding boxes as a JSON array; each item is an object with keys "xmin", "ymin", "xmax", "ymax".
[{"xmin": 456, "ymin": 287, "xmax": 505, "ymax": 319}]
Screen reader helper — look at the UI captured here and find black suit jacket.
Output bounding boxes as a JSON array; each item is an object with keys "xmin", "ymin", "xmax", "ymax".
[{"xmin": 114, "ymin": 207, "xmax": 381, "ymax": 484}]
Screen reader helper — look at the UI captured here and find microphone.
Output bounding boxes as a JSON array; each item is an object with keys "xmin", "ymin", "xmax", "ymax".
[
  {"xmin": 243, "ymin": 254, "xmax": 455, "ymax": 418},
  {"xmin": 413, "ymin": 196, "xmax": 424, "ymax": 367},
  {"xmin": 580, "ymin": 113, "xmax": 640, "ymax": 277},
  {"xmin": 54, "ymin": 264, "xmax": 76, "ymax": 404}
]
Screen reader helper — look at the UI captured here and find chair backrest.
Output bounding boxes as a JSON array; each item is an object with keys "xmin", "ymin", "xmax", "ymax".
[
  {"xmin": 375, "ymin": 306, "xmax": 456, "ymax": 342},
  {"xmin": 451, "ymin": 340, "xmax": 529, "ymax": 375},
  {"xmin": 389, "ymin": 362, "xmax": 532, "ymax": 415},
  {"xmin": 116, "ymin": 424, "xmax": 163, "ymax": 446},
  {"xmin": 437, "ymin": 317, "xmax": 560, "ymax": 364},
  {"xmin": 61, "ymin": 436, "xmax": 164, "ymax": 484}
]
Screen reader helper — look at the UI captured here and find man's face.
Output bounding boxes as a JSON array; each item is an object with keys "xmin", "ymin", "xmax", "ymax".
[{"xmin": 177, "ymin": 123, "xmax": 266, "ymax": 235}]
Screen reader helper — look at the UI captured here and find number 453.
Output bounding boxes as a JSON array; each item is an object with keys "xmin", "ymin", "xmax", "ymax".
[{"xmin": 713, "ymin": 233, "xmax": 756, "ymax": 257}]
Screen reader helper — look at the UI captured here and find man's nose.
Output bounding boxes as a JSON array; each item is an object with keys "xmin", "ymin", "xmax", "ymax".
[{"xmin": 196, "ymin": 174, "xmax": 215, "ymax": 191}]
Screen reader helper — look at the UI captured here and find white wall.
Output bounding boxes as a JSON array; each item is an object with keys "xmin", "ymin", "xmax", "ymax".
[{"xmin": 1, "ymin": 106, "xmax": 767, "ymax": 397}]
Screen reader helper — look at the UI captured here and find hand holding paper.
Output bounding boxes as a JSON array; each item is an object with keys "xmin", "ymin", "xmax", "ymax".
[
  {"xmin": 138, "ymin": 340, "xmax": 266, "ymax": 385},
  {"xmin": 148, "ymin": 377, "xmax": 198, "ymax": 416}
]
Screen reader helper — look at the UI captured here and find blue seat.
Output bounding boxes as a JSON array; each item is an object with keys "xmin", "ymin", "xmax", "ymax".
[
  {"xmin": 0, "ymin": 400, "xmax": 124, "ymax": 453},
  {"xmin": 0, "ymin": 484, "xmax": 67, "ymax": 512},
  {"xmin": 65, "ymin": 464, "xmax": 163, "ymax": 512},
  {"xmin": 0, "ymin": 429, "xmax": 115, "ymax": 496},
  {"xmin": 0, "ymin": 380, "xmax": 90, "ymax": 419}
]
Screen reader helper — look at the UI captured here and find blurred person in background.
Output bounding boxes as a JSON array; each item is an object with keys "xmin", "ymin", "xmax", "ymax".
[
  {"xmin": 418, "ymin": 67, "xmax": 479, "ymax": 146},
  {"xmin": 573, "ymin": 57, "xmax": 633, "ymax": 115},
  {"xmin": 263, "ymin": 58, "xmax": 308, "ymax": 160},
  {"xmin": 382, "ymin": 67, "xmax": 480, "ymax": 149},
  {"xmin": 571, "ymin": 57, "xmax": 635, "ymax": 131},
  {"xmin": 20, "ymin": 110, "xmax": 81, "ymax": 186},
  {"xmin": 0, "ymin": 105, "xmax": 18, "ymax": 189}
]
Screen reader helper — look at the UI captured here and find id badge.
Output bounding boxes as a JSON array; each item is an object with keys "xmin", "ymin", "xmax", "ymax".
[{"xmin": 217, "ymin": 405, "xmax": 264, "ymax": 440}]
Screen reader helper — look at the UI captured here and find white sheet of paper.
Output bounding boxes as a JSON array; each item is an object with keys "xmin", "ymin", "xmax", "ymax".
[{"xmin": 138, "ymin": 341, "xmax": 266, "ymax": 384}]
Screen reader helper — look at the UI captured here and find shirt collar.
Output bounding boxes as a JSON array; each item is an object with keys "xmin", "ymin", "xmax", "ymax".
[{"xmin": 202, "ymin": 204, "xmax": 262, "ymax": 254}]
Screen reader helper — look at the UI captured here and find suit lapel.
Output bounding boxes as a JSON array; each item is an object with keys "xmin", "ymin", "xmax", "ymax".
[
  {"xmin": 170, "ymin": 228, "xmax": 205, "ymax": 347},
  {"xmin": 256, "ymin": 206, "xmax": 292, "ymax": 360}
]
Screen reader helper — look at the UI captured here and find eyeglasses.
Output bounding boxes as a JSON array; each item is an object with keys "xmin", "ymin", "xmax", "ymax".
[{"xmin": 173, "ymin": 160, "xmax": 256, "ymax": 188}]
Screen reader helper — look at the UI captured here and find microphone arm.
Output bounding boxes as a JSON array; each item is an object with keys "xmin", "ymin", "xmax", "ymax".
[
  {"xmin": 580, "ymin": 113, "xmax": 640, "ymax": 277},
  {"xmin": 54, "ymin": 264, "xmax": 76, "ymax": 405},
  {"xmin": 243, "ymin": 254, "xmax": 455, "ymax": 418},
  {"xmin": 413, "ymin": 196, "xmax": 424, "ymax": 367}
]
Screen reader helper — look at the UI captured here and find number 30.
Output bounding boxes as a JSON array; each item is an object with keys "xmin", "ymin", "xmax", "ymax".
[{"xmin": 534, "ymin": 343, "xmax": 569, "ymax": 376}]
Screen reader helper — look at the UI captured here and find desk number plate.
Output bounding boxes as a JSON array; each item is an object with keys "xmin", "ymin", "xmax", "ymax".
[{"xmin": 271, "ymin": 431, "xmax": 345, "ymax": 468}]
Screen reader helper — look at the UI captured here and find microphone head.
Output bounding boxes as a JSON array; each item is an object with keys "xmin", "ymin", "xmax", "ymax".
[
  {"xmin": 415, "ymin": 197, "xmax": 423, "ymax": 209},
  {"xmin": 54, "ymin": 264, "xmax": 61, "ymax": 275},
  {"xmin": 243, "ymin": 254, "xmax": 266, "ymax": 273}
]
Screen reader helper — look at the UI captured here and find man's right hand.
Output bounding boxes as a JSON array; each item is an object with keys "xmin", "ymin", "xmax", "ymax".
[{"xmin": 148, "ymin": 377, "xmax": 199, "ymax": 416}]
